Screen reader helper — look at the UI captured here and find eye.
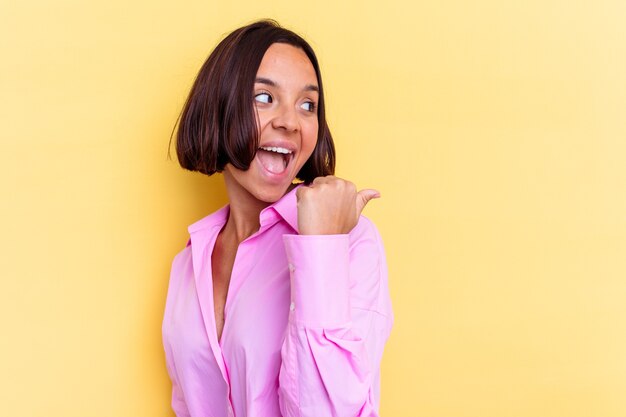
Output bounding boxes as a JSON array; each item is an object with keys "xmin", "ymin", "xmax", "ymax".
[
  {"xmin": 301, "ymin": 101, "xmax": 316, "ymax": 112},
  {"xmin": 255, "ymin": 92, "xmax": 272, "ymax": 104}
]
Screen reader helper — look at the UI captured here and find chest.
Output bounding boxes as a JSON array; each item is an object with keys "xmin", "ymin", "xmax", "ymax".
[
  {"xmin": 209, "ymin": 228, "xmax": 292, "ymax": 347},
  {"xmin": 211, "ymin": 238, "xmax": 236, "ymax": 343}
]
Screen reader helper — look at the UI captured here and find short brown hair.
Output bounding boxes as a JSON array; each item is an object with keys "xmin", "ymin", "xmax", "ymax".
[{"xmin": 172, "ymin": 19, "xmax": 335, "ymax": 183}]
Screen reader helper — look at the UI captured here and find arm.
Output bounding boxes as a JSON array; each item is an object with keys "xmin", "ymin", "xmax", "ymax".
[
  {"xmin": 165, "ymin": 358, "xmax": 191, "ymax": 417},
  {"xmin": 163, "ymin": 249, "xmax": 192, "ymax": 417},
  {"xmin": 278, "ymin": 218, "xmax": 393, "ymax": 417}
]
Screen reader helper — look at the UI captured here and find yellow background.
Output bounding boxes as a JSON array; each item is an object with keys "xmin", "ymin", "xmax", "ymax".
[{"xmin": 1, "ymin": 0, "xmax": 625, "ymax": 416}]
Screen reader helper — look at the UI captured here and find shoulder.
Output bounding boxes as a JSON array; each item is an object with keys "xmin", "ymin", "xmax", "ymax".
[
  {"xmin": 348, "ymin": 215, "xmax": 385, "ymax": 251},
  {"xmin": 171, "ymin": 243, "xmax": 193, "ymax": 270},
  {"xmin": 168, "ymin": 244, "xmax": 194, "ymax": 290},
  {"xmin": 347, "ymin": 215, "xmax": 388, "ymax": 283},
  {"xmin": 188, "ymin": 205, "xmax": 229, "ymax": 234},
  {"xmin": 347, "ymin": 215, "xmax": 392, "ymax": 317},
  {"xmin": 168, "ymin": 206, "xmax": 227, "ymax": 286}
]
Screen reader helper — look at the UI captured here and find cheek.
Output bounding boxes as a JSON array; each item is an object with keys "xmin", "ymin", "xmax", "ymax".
[
  {"xmin": 256, "ymin": 112, "xmax": 270, "ymax": 132},
  {"xmin": 303, "ymin": 122, "xmax": 319, "ymax": 154}
]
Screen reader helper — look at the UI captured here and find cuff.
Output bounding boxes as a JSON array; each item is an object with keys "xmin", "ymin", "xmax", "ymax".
[{"xmin": 282, "ymin": 234, "xmax": 351, "ymax": 328}]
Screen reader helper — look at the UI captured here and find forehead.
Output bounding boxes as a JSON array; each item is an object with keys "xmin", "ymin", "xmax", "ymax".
[{"xmin": 256, "ymin": 43, "xmax": 318, "ymax": 85}]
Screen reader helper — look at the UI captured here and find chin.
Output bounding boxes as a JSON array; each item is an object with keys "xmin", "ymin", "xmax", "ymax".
[
  {"xmin": 251, "ymin": 181, "xmax": 293, "ymax": 203},
  {"xmin": 224, "ymin": 161, "xmax": 299, "ymax": 205}
]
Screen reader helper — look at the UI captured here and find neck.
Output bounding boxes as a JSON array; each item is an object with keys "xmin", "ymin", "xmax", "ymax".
[{"xmin": 222, "ymin": 172, "xmax": 270, "ymax": 243}]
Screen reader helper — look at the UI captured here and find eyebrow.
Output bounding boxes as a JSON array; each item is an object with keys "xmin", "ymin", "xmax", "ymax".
[{"xmin": 255, "ymin": 77, "xmax": 319, "ymax": 93}]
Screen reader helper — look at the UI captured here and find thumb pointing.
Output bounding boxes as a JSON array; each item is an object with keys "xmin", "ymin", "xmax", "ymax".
[{"xmin": 356, "ymin": 189, "xmax": 381, "ymax": 216}]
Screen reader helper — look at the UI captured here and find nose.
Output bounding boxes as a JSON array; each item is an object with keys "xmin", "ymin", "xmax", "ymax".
[{"xmin": 271, "ymin": 103, "xmax": 299, "ymax": 132}]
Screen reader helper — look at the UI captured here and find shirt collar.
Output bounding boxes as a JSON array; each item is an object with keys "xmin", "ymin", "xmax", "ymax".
[
  {"xmin": 266, "ymin": 183, "xmax": 302, "ymax": 233},
  {"xmin": 187, "ymin": 183, "xmax": 303, "ymax": 236},
  {"xmin": 188, "ymin": 204, "xmax": 228, "ymax": 235}
]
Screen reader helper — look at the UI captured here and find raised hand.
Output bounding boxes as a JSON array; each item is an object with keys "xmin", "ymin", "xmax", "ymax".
[{"xmin": 296, "ymin": 176, "xmax": 380, "ymax": 235}]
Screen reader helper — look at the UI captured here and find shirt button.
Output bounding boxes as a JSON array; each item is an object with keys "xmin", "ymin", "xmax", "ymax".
[
  {"xmin": 288, "ymin": 263, "xmax": 295, "ymax": 272},
  {"xmin": 290, "ymin": 302, "xmax": 295, "ymax": 311}
]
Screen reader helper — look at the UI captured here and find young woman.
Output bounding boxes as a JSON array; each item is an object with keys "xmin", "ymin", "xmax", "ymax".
[{"xmin": 163, "ymin": 20, "xmax": 393, "ymax": 417}]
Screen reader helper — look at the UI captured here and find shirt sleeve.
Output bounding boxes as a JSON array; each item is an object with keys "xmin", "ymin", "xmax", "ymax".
[
  {"xmin": 163, "ymin": 248, "xmax": 192, "ymax": 417},
  {"xmin": 165, "ymin": 356, "xmax": 191, "ymax": 417},
  {"xmin": 278, "ymin": 217, "xmax": 394, "ymax": 417}
]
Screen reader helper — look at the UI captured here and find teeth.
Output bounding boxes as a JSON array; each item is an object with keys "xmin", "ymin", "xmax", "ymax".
[{"xmin": 259, "ymin": 146, "xmax": 292, "ymax": 155}]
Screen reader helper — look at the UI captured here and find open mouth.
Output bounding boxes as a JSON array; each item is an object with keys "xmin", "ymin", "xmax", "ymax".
[{"xmin": 257, "ymin": 146, "xmax": 294, "ymax": 174}]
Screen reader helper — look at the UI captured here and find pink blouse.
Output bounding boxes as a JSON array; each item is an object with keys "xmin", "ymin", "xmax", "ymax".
[{"xmin": 162, "ymin": 185, "xmax": 393, "ymax": 417}]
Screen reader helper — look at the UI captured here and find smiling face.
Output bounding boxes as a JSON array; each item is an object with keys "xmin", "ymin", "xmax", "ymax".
[{"xmin": 224, "ymin": 43, "xmax": 319, "ymax": 204}]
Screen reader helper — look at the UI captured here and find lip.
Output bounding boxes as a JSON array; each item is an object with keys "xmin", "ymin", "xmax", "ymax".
[{"xmin": 255, "ymin": 140, "xmax": 297, "ymax": 183}]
